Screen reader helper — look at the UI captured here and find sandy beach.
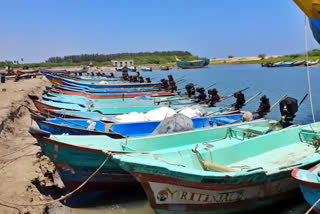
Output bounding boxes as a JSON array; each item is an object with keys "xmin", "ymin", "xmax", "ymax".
[{"xmin": 0, "ymin": 77, "xmax": 71, "ymax": 214}]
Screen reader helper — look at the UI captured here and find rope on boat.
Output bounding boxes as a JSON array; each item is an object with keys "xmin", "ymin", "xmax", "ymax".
[
  {"xmin": 304, "ymin": 15, "xmax": 316, "ymax": 123},
  {"xmin": 304, "ymin": 15, "xmax": 318, "ymax": 214},
  {"xmin": 0, "ymin": 152, "xmax": 111, "ymax": 207}
]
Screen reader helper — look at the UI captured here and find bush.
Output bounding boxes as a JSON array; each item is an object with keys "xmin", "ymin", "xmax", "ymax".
[{"xmin": 258, "ymin": 54, "xmax": 266, "ymax": 59}]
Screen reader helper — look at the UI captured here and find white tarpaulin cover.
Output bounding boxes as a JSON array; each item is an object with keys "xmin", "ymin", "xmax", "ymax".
[{"xmin": 114, "ymin": 107, "xmax": 204, "ymax": 123}]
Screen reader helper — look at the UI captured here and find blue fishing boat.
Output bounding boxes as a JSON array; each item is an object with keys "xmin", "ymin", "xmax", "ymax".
[
  {"xmin": 45, "ymin": 74, "xmax": 162, "ymax": 88},
  {"xmin": 31, "ymin": 113, "xmax": 244, "ymax": 138},
  {"xmin": 292, "ymin": 163, "xmax": 320, "ymax": 213},
  {"xmin": 51, "ymin": 83, "xmax": 161, "ymax": 94},
  {"xmin": 175, "ymin": 56, "xmax": 210, "ymax": 69},
  {"xmin": 272, "ymin": 61, "xmax": 295, "ymax": 67}
]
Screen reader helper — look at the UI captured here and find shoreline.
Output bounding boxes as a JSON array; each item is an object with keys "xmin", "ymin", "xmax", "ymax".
[{"xmin": 0, "ymin": 77, "xmax": 71, "ymax": 214}]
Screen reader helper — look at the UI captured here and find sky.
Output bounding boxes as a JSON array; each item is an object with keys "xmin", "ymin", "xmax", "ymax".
[{"xmin": 0, "ymin": 0, "xmax": 319, "ymax": 63}]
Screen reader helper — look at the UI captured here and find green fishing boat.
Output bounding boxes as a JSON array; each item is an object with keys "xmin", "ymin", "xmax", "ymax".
[
  {"xmin": 29, "ymin": 119, "xmax": 279, "ymax": 192},
  {"xmin": 112, "ymin": 123, "xmax": 320, "ymax": 214}
]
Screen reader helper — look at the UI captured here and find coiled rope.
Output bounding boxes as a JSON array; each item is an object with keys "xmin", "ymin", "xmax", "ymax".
[{"xmin": 0, "ymin": 152, "xmax": 112, "ymax": 207}]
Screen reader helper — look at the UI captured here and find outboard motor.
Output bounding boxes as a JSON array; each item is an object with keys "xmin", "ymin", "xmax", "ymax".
[
  {"xmin": 161, "ymin": 79, "xmax": 169, "ymax": 89},
  {"xmin": 233, "ymin": 91, "xmax": 246, "ymax": 110},
  {"xmin": 196, "ymin": 87, "xmax": 207, "ymax": 103},
  {"xmin": 208, "ymin": 88, "xmax": 221, "ymax": 107},
  {"xmin": 169, "ymin": 80, "xmax": 177, "ymax": 93},
  {"xmin": 122, "ymin": 71, "xmax": 129, "ymax": 80},
  {"xmin": 139, "ymin": 76, "xmax": 144, "ymax": 83},
  {"xmin": 185, "ymin": 83, "xmax": 196, "ymax": 98},
  {"xmin": 254, "ymin": 95, "xmax": 271, "ymax": 119},
  {"xmin": 133, "ymin": 76, "xmax": 139, "ymax": 82},
  {"xmin": 280, "ymin": 97, "xmax": 298, "ymax": 128}
]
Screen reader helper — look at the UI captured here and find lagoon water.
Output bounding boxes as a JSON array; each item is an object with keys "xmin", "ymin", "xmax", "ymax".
[
  {"xmin": 147, "ymin": 64, "xmax": 320, "ymax": 125},
  {"xmin": 71, "ymin": 64, "xmax": 318, "ymax": 213}
]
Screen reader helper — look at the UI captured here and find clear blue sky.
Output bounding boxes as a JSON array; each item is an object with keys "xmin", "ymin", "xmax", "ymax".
[{"xmin": 0, "ymin": 0, "xmax": 319, "ymax": 63}]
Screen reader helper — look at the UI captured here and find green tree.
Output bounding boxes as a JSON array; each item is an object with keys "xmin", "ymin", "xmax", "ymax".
[{"xmin": 258, "ymin": 54, "xmax": 266, "ymax": 60}]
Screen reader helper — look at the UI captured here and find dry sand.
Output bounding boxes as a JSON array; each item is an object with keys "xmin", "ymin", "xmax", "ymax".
[{"xmin": 0, "ymin": 77, "xmax": 70, "ymax": 214}]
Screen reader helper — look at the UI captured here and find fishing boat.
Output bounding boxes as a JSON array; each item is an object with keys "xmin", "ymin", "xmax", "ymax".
[
  {"xmin": 40, "ymin": 69, "xmax": 69, "ymax": 75},
  {"xmin": 272, "ymin": 61, "xmax": 295, "ymax": 67},
  {"xmin": 45, "ymin": 91, "xmax": 183, "ymax": 103},
  {"xmin": 291, "ymin": 60, "xmax": 306, "ymax": 66},
  {"xmin": 112, "ymin": 122, "xmax": 320, "ymax": 214},
  {"xmin": 45, "ymin": 88, "xmax": 176, "ymax": 99},
  {"xmin": 115, "ymin": 66, "xmax": 129, "ymax": 72},
  {"xmin": 41, "ymin": 95, "xmax": 193, "ymax": 108},
  {"xmin": 51, "ymin": 83, "xmax": 162, "ymax": 94},
  {"xmin": 29, "ymin": 119, "xmax": 278, "ymax": 192},
  {"xmin": 294, "ymin": 0, "xmax": 320, "ymax": 44},
  {"xmin": 16, "ymin": 69, "xmax": 39, "ymax": 76},
  {"xmin": 175, "ymin": 56, "xmax": 210, "ymax": 69},
  {"xmin": 47, "ymin": 73, "xmax": 126, "ymax": 84},
  {"xmin": 160, "ymin": 66, "xmax": 169, "ymax": 71},
  {"xmin": 42, "ymin": 94, "xmax": 186, "ymax": 106},
  {"xmin": 31, "ymin": 113, "xmax": 244, "ymax": 137},
  {"xmin": 29, "ymin": 94, "xmax": 239, "ymax": 116},
  {"xmin": 60, "ymin": 73, "xmax": 123, "ymax": 82},
  {"xmin": 51, "ymin": 80, "xmax": 162, "ymax": 92},
  {"xmin": 44, "ymin": 74, "xmax": 162, "ymax": 88},
  {"xmin": 29, "ymin": 95, "xmax": 186, "ymax": 115},
  {"xmin": 128, "ymin": 66, "xmax": 137, "ymax": 72},
  {"xmin": 35, "ymin": 104, "xmax": 241, "ymax": 123},
  {"xmin": 141, "ymin": 66, "xmax": 152, "ymax": 71},
  {"xmin": 292, "ymin": 163, "xmax": 320, "ymax": 213},
  {"xmin": 305, "ymin": 59, "xmax": 319, "ymax": 66}
]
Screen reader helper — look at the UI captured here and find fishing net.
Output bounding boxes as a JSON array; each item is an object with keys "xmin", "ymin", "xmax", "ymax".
[
  {"xmin": 179, "ymin": 106, "xmax": 205, "ymax": 118},
  {"xmin": 243, "ymin": 111, "xmax": 253, "ymax": 122},
  {"xmin": 114, "ymin": 107, "xmax": 204, "ymax": 123},
  {"xmin": 151, "ymin": 113, "xmax": 195, "ymax": 135},
  {"xmin": 115, "ymin": 107, "xmax": 176, "ymax": 123}
]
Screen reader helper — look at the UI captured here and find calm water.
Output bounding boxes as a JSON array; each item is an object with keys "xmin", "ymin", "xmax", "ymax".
[
  {"xmin": 71, "ymin": 64, "xmax": 319, "ymax": 213},
  {"xmin": 145, "ymin": 64, "xmax": 320, "ymax": 125}
]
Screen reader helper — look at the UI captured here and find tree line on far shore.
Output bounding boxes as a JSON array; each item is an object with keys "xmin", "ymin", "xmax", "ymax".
[
  {"xmin": 46, "ymin": 51, "xmax": 196, "ymax": 64},
  {"xmin": 0, "ymin": 51, "xmax": 201, "ymax": 68}
]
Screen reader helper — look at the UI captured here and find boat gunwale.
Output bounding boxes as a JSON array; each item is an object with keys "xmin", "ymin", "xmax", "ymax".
[
  {"xmin": 292, "ymin": 163, "xmax": 320, "ymax": 190},
  {"xmin": 30, "ymin": 119, "xmax": 269, "ymax": 159}
]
